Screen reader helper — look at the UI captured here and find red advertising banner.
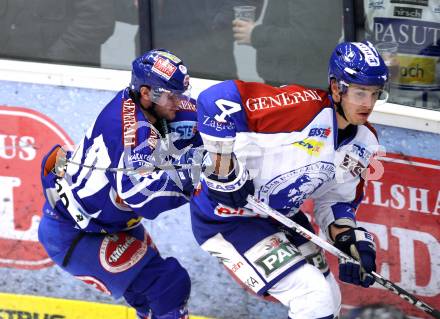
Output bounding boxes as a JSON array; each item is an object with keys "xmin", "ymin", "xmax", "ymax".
[
  {"xmin": 0, "ymin": 106, "xmax": 73, "ymax": 270},
  {"xmin": 325, "ymin": 153, "xmax": 440, "ymax": 318}
]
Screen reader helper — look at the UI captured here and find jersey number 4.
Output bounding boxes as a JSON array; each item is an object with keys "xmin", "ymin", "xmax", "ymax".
[{"xmin": 214, "ymin": 99, "xmax": 241, "ymax": 123}]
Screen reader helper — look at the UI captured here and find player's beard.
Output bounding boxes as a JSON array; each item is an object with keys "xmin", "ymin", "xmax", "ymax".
[{"xmin": 154, "ymin": 102, "xmax": 177, "ymax": 121}]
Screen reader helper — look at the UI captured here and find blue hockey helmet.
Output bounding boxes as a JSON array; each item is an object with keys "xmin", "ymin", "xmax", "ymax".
[
  {"xmin": 130, "ymin": 49, "xmax": 190, "ymax": 94},
  {"xmin": 328, "ymin": 41, "xmax": 389, "ymax": 91}
]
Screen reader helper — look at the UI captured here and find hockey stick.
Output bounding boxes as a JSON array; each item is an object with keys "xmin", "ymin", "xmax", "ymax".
[
  {"xmin": 53, "ymin": 147, "xmax": 201, "ymax": 175},
  {"xmin": 246, "ymin": 195, "xmax": 440, "ymax": 319},
  {"xmin": 63, "ymin": 158, "xmax": 198, "ymax": 175},
  {"xmin": 54, "ymin": 146, "xmax": 207, "ymax": 176}
]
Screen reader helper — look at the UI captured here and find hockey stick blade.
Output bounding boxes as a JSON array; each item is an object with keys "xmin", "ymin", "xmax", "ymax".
[{"xmin": 246, "ymin": 195, "xmax": 440, "ymax": 319}]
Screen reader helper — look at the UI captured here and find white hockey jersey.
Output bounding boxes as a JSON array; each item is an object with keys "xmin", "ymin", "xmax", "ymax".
[{"xmin": 194, "ymin": 80, "xmax": 381, "ymax": 237}]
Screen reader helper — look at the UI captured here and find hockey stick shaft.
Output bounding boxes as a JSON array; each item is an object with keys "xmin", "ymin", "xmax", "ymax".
[
  {"xmin": 246, "ymin": 195, "xmax": 440, "ymax": 319},
  {"xmin": 65, "ymin": 158, "xmax": 196, "ymax": 174}
]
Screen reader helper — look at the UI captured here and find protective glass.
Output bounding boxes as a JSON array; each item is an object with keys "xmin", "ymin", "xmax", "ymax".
[{"xmin": 343, "ymin": 85, "xmax": 389, "ymax": 106}]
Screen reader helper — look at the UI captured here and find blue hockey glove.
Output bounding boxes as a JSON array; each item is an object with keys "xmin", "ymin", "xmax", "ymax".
[
  {"xmin": 174, "ymin": 147, "xmax": 205, "ymax": 196},
  {"xmin": 334, "ymin": 227, "xmax": 376, "ymax": 288},
  {"xmin": 203, "ymin": 154, "xmax": 254, "ymax": 209}
]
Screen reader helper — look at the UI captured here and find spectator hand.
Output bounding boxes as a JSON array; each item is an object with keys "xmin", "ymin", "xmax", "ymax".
[
  {"xmin": 334, "ymin": 227, "xmax": 376, "ymax": 288},
  {"xmin": 232, "ymin": 19, "xmax": 255, "ymax": 45}
]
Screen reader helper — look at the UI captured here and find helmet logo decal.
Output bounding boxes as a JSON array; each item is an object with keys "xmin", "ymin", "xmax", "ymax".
[
  {"xmin": 179, "ymin": 65, "xmax": 188, "ymax": 74},
  {"xmin": 152, "ymin": 57, "xmax": 177, "ymax": 80},
  {"xmin": 353, "ymin": 42, "xmax": 380, "ymax": 67},
  {"xmin": 344, "ymin": 51, "xmax": 356, "ymax": 62},
  {"xmin": 344, "ymin": 67, "xmax": 357, "ymax": 75},
  {"xmin": 184, "ymin": 75, "xmax": 190, "ymax": 88},
  {"xmin": 156, "ymin": 51, "xmax": 181, "ymax": 63}
]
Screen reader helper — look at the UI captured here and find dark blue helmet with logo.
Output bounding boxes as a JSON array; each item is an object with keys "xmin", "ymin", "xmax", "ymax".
[
  {"xmin": 130, "ymin": 49, "xmax": 190, "ymax": 93},
  {"xmin": 328, "ymin": 41, "xmax": 389, "ymax": 91}
]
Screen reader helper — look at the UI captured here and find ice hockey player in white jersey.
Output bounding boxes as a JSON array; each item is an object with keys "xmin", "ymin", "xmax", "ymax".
[
  {"xmin": 190, "ymin": 41, "xmax": 389, "ymax": 318},
  {"xmin": 39, "ymin": 49, "xmax": 202, "ymax": 319}
]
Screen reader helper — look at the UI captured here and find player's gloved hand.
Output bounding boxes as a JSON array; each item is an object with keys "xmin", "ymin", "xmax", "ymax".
[
  {"xmin": 178, "ymin": 147, "xmax": 206, "ymax": 167},
  {"xmin": 175, "ymin": 147, "xmax": 206, "ymax": 196},
  {"xmin": 333, "ymin": 227, "xmax": 376, "ymax": 288},
  {"xmin": 203, "ymin": 153, "xmax": 254, "ymax": 208}
]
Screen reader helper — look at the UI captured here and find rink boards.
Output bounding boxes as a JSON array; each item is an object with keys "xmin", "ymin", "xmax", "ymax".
[{"xmin": 0, "ymin": 293, "xmax": 211, "ymax": 319}]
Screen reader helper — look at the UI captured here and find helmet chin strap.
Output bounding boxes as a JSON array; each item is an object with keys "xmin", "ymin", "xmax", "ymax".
[
  {"xmin": 331, "ymin": 85, "xmax": 348, "ymax": 122},
  {"xmin": 144, "ymin": 103, "xmax": 172, "ymax": 138},
  {"xmin": 335, "ymin": 98, "xmax": 348, "ymax": 122},
  {"xmin": 129, "ymin": 88, "xmax": 169, "ymax": 137},
  {"xmin": 333, "ymin": 81, "xmax": 348, "ymax": 123}
]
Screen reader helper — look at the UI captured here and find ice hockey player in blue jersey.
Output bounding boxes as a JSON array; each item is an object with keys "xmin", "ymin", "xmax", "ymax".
[
  {"xmin": 191, "ymin": 41, "xmax": 389, "ymax": 318},
  {"xmin": 38, "ymin": 49, "xmax": 202, "ymax": 319}
]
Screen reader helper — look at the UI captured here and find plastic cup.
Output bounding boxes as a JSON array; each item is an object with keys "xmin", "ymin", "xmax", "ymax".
[
  {"xmin": 233, "ymin": 6, "xmax": 256, "ymax": 22},
  {"xmin": 376, "ymin": 42, "xmax": 400, "ymax": 83}
]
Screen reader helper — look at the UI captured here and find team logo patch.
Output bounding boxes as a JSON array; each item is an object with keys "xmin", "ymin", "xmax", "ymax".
[
  {"xmin": 76, "ymin": 275, "xmax": 111, "ymax": 295},
  {"xmin": 340, "ymin": 154, "xmax": 366, "ymax": 177},
  {"xmin": 259, "ymin": 162, "xmax": 335, "ymax": 214},
  {"xmin": 152, "ymin": 57, "xmax": 177, "ymax": 80},
  {"xmin": 292, "ymin": 138, "xmax": 324, "ymax": 156},
  {"xmin": 99, "ymin": 232, "xmax": 149, "ymax": 273}
]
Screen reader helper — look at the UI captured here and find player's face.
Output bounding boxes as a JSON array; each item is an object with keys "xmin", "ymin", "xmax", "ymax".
[
  {"xmin": 153, "ymin": 91, "xmax": 180, "ymax": 121},
  {"xmin": 340, "ymin": 84, "xmax": 383, "ymax": 125}
]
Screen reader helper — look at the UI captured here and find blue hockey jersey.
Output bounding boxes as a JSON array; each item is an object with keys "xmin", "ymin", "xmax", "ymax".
[{"xmin": 41, "ymin": 88, "xmax": 202, "ymax": 234}]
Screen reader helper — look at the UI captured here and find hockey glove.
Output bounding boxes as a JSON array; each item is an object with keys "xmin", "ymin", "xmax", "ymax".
[
  {"xmin": 334, "ymin": 227, "xmax": 376, "ymax": 288},
  {"xmin": 174, "ymin": 147, "xmax": 206, "ymax": 196},
  {"xmin": 203, "ymin": 154, "xmax": 254, "ymax": 209}
]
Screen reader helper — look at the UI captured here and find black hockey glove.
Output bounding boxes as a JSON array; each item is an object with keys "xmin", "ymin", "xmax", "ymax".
[{"xmin": 334, "ymin": 227, "xmax": 376, "ymax": 288}]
